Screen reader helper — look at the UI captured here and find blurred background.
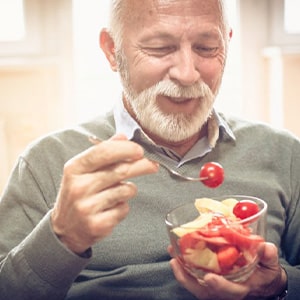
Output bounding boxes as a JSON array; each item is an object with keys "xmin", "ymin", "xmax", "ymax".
[{"xmin": 0, "ymin": 0, "xmax": 300, "ymax": 191}]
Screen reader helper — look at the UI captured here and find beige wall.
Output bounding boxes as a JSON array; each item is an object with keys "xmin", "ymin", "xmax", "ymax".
[
  {"xmin": 0, "ymin": 64, "xmax": 65, "ymax": 191},
  {"xmin": 283, "ymin": 54, "xmax": 300, "ymax": 137},
  {"xmin": 0, "ymin": 66, "xmax": 63, "ymax": 185},
  {"xmin": 0, "ymin": 0, "xmax": 73, "ymax": 193},
  {"xmin": 239, "ymin": 0, "xmax": 270, "ymax": 122},
  {"xmin": 239, "ymin": 0, "xmax": 300, "ymax": 138}
]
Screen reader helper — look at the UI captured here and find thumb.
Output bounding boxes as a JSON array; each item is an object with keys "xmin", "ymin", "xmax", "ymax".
[
  {"xmin": 89, "ymin": 133, "xmax": 128, "ymax": 145},
  {"xmin": 259, "ymin": 242, "xmax": 279, "ymax": 267},
  {"xmin": 109, "ymin": 133, "xmax": 129, "ymax": 141}
]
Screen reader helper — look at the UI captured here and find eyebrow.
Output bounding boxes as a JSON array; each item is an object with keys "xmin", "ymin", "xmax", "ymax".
[
  {"xmin": 196, "ymin": 30, "xmax": 222, "ymax": 40},
  {"xmin": 140, "ymin": 28, "xmax": 222, "ymax": 43}
]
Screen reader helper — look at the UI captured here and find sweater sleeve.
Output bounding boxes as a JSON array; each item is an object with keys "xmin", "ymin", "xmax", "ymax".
[
  {"xmin": 278, "ymin": 139, "xmax": 300, "ymax": 300},
  {"xmin": 0, "ymin": 157, "xmax": 90, "ymax": 300}
]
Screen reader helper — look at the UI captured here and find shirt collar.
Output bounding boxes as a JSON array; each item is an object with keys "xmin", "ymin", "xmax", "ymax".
[
  {"xmin": 113, "ymin": 99, "xmax": 235, "ymax": 163},
  {"xmin": 211, "ymin": 110, "xmax": 236, "ymax": 145},
  {"xmin": 114, "ymin": 99, "xmax": 140, "ymax": 139}
]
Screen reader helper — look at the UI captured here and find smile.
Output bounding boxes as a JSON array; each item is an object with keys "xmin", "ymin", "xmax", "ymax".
[{"xmin": 164, "ymin": 96, "xmax": 198, "ymax": 104}]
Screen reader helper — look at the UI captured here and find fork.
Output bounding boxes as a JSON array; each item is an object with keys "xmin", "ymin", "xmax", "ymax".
[{"xmin": 88, "ymin": 135, "xmax": 209, "ymax": 182}]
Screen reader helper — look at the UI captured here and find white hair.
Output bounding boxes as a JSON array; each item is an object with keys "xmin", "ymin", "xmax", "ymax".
[
  {"xmin": 108, "ymin": 0, "xmax": 124, "ymax": 51},
  {"xmin": 108, "ymin": 0, "xmax": 230, "ymax": 51}
]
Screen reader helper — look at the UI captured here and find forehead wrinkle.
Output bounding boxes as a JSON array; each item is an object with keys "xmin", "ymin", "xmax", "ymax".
[
  {"xmin": 122, "ymin": 0, "xmax": 226, "ymax": 33},
  {"xmin": 154, "ymin": 0, "xmax": 225, "ymax": 19}
]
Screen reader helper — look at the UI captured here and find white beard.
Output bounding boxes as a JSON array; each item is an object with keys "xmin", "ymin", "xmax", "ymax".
[{"xmin": 116, "ymin": 52, "xmax": 216, "ymax": 142}]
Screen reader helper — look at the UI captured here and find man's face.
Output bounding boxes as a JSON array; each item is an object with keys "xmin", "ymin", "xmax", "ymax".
[{"xmin": 116, "ymin": 0, "xmax": 228, "ymax": 142}]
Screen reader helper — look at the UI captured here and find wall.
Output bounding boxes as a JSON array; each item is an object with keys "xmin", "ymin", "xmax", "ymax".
[
  {"xmin": 0, "ymin": 64, "xmax": 62, "ymax": 189},
  {"xmin": 0, "ymin": 0, "xmax": 74, "ymax": 192},
  {"xmin": 282, "ymin": 52, "xmax": 300, "ymax": 137},
  {"xmin": 239, "ymin": 0, "xmax": 300, "ymax": 138},
  {"xmin": 238, "ymin": 0, "xmax": 270, "ymax": 122}
]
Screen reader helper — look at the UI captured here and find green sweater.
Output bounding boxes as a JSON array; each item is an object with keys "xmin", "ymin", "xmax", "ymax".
[{"xmin": 0, "ymin": 111, "xmax": 299, "ymax": 299}]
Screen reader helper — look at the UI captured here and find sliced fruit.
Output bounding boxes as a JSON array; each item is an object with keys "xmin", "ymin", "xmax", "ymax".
[
  {"xmin": 221, "ymin": 198, "xmax": 239, "ymax": 214},
  {"xmin": 183, "ymin": 247, "xmax": 221, "ymax": 273},
  {"xmin": 219, "ymin": 226, "xmax": 264, "ymax": 249},
  {"xmin": 195, "ymin": 198, "xmax": 230, "ymax": 216},
  {"xmin": 181, "ymin": 213, "xmax": 213, "ymax": 229},
  {"xmin": 217, "ymin": 245, "xmax": 240, "ymax": 270},
  {"xmin": 172, "ymin": 213, "xmax": 213, "ymax": 237},
  {"xmin": 178, "ymin": 231, "xmax": 206, "ymax": 254},
  {"xmin": 192, "ymin": 234, "xmax": 230, "ymax": 246}
]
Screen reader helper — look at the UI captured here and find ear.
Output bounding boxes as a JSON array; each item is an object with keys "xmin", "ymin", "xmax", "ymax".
[{"xmin": 100, "ymin": 28, "xmax": 118, "ymax": 72}]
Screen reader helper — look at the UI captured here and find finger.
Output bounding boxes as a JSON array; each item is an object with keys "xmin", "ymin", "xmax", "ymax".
[
  {"xmin": 203, "ymin": 273, "xmax": 248, "ymax": 299},
  {"xmin": 170, "ymin": 258, "xmax": 210, "ymax": 299},
  {"xmin": 249, "ymin": 242, "xmax": 285, "ymax": 298},
  {"xmin": 258, "ymin": 242, "xmax": 279, "ymax": 267},
  {"xmin": 88, "ymin": 181, "xmax": 137, "ymax": 212},
  {"xmin": 69, "ymin": 139, "xmax": 145, "ymax": 174},
  {"xmin": 89, "ymin": 133, "xmax": 128, "ymax": 144},
  {"xmin": 167, "ymin": 245, "xmax": 176, "ymax": 258},
  {"xmin": 70, "ymin": 201, "xmax": 131, "ymax": 249},
  {"xmin": 109, "ymin": 133, "xmax": 129, "ymax": 141},
  {"xmin": 89, "ymin": 201, "xmax": 131, "ymax": 239},
  {"xmin": 70, "ymin": 157, "xmax": 158, "ymax": 196},
  {"xmin": 170, "ymin": 258, "xmax": 248, "ymax": 300},
  {"xmin": 96, "ymin": 158, "xmax": 158, "ymax": 189},
  {"xmin": 170, "ymin": 258, "xmax": 195, "ymax": 285}
]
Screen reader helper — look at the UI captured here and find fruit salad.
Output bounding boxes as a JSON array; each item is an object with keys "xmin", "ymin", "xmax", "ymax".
[{"xmin": 172, "ymin": 197, "xmax": 265, "ymax": 278}]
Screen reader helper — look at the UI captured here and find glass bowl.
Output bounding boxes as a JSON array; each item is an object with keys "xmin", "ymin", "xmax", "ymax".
[{"xmin": 165, "ymin": 195, "xmax": 267, "ymax": 283}]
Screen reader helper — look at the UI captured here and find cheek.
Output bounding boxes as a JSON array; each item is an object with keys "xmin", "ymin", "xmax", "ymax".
[
  {"xmin": 198, "ymin": 56, "xmax": 226, "ymax": 92},
  {"xmin": 131, "ymin": 70, "xmax": 155, "ymax": 92},
  {"xmin": 125, "ymin": 50, "xmax": 169, "ymax": 93}
]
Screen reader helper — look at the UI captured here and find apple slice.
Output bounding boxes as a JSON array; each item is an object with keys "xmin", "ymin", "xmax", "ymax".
[
  {"xmin": 195, "ymin": 198, "xmax": 230, "ymax": 216},
  {"xmin": 221, "ymin": 198, "xmax": 239, "ymax": 214},
  {"xmin": 183, "ymin": 247, "xmax": 221, "ymax": 273},
  {"xmin": 172, "ymin": 213, "xmax": 213, "ymax": 237}
]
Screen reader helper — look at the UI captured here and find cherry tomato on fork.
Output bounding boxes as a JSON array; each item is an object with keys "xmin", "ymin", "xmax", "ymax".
[{"xmin": 199, "ymin": 162, "xmax": 224, "ymax": 188}]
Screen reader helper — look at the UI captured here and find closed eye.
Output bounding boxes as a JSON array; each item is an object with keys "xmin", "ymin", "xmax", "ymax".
[
  {"xmin": 194, "ymin": 46, "xmax": 219, "ymax": 57},
  {"xmin": 143, "ymin": 46, "xmax": 176, "ymax": 57}
]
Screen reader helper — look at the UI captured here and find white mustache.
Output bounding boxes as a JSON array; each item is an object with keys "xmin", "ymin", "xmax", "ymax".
[{"xmin": 146, "ymin": 80, "xmax": 213, "ymax": 100}]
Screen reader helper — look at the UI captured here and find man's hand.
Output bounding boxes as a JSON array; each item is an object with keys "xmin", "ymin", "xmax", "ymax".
[
  {"xmin": 51, "ymin": 134, "xmax": 159, "ymax": 255},
  {"xmin": 169, "ymin": 242, "xmax": 287, "ymax": 299}
]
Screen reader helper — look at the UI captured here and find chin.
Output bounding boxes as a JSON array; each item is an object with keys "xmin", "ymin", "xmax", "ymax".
[{"xmin": 142, "ymin": 112, "xmax": 206, "ymax": 143}]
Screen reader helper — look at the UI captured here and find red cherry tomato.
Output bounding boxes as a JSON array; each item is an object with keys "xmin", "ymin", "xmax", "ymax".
[
  {"xmin": 199, "ymin": 162, "xmax": 224, "ymax": 188},
  {"xmin": 233, "ymin": 200, "xmax": 259, "ymax": 220}
]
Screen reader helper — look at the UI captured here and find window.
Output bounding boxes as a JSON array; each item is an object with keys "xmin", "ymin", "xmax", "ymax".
[
  {"xmin": 0, "ymin": 0, "xmax": 25, "ymax": 42},
  {"xmin": 284, "ymin": 0, "xmax": 300, "ymax": 34},
  {"xmin": 0, "ymin": 0, "xmax": 41, "ymax": 56},
  {"xmin": 269, "ymin": 0, "xmax": 300, "ymax": 47}
]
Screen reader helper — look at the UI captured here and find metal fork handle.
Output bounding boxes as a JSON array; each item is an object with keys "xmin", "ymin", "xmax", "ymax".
[{"xmin": 89, "ymin": 135, "xmax": 207, "ymax": 182}]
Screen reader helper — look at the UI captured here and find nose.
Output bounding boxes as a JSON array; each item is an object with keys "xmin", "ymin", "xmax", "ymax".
[{"xmin": 168, "ymin": 47, "xmax": 201, "ymax": 86}]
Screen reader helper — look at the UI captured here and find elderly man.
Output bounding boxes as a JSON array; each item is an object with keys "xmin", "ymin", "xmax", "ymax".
[{"xmin": 0, "ymin": 0, "xmax": 298, "ymax": 299}]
